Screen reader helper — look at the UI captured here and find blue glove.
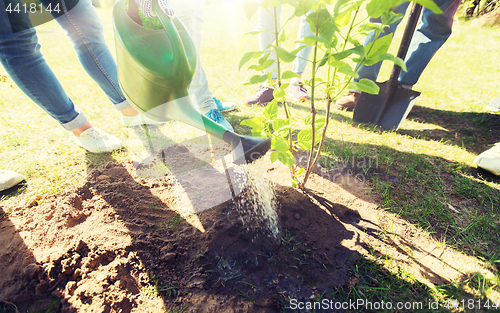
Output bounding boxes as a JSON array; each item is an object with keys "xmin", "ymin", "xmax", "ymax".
[{"xmin": 134, "ymin": 0, "xmax": 174, "ymax": 18}]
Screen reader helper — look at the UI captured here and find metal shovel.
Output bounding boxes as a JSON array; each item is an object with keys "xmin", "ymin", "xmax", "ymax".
[{"xmin": 353, "ymin": 3, "xmax": 423, "ymax": 131}]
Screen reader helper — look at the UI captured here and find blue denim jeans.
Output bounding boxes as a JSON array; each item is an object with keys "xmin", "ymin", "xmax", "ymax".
[
  {"xmin": 0, "ymin": 0, "xmax": 129, "ymax": 131},
  {"xmin": 257, "ymin": 5, "xmax": 314, "ymax": 79},
  {"xmin": 355, "ymin": 0, "xmax": 461, "ymax": 86}
]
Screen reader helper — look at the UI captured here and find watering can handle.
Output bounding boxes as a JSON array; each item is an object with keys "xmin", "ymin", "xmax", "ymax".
[{"xmin": 151, "ymin": 0, "xmax": 196, "ymax": 80}]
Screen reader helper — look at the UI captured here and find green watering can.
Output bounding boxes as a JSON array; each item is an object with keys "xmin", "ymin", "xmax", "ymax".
[{"xmin": 113, "ymin": 0, "xmax": 270, "ymax": 164}]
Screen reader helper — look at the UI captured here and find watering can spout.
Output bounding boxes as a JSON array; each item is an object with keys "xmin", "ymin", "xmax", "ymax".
[
  {"xmin": 113, "ymin": 0, "xmax": 271, "ymax": 164},
  {"xmin": 136, "ymin": 95, "xmax": 271, "ymax": 164},
  {"xmin": 223, "ymin": 132, "xmax": 271, "ymax": 165}
]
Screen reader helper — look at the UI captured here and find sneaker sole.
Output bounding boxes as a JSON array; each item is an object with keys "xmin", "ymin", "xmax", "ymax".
[
  {"xmin": 287, "ymin": 90, "xmax": 310, "ymax": 103},
  {"xmin": 288, "ymin": 96, "xmax": 310, "ymax": 102}
]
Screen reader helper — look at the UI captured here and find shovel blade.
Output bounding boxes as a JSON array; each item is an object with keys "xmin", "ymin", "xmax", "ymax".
[
  {"xmin": 353, "ymin": 81, "xmax": 421, "ymax": 131},
  {"xmin": 353, "ymin": 81, "xmax": 389, "ymax": 125},
  {"xmin": 379, "ymin": 87, "xmax": 420, "ymax": 131}
]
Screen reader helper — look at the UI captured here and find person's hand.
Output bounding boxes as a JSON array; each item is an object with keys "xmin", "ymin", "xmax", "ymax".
[{"xmin": 134, "ymin": 0, "xmax": 174, "ymax": 18}]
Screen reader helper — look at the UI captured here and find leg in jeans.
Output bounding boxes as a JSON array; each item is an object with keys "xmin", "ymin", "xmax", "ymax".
[
  {"xmin": 247, "ymin": 5, "xmax": 316, "ymax": 104},
  {"xmin": 258, "ymin": 7, "xmax": 314, "ymax": 77},
  {"xmin": 1, "ymin": 0, "xmax": 123, "ymax": 152},
  {"xmin": 0, "ymin": 0, "xmax": 87, "ymax": 131},
  {"xmin": 355, "ymin": 2, "xmax": 410, "ymax": 83},
  {"xmin": 399, "ymin": 0, "xmax": 461, "ymax": 85},
  {"xmin": 257, "ymin": 5, "xmax": 281, "ymax": 80},
  {"xmin": 170, "ymin": 0, "xmax": 216, "ymax": 113},
  {"xmin": 355, "ymin": 0, "xmax": 461, "ymax": 85},
  {"xmin": 42, "ymin": 0, "xmax": 130, "ymax": 111},
  {"xmin": 291, "ymin": 14, "xmax": 314, "ymax": 75}
]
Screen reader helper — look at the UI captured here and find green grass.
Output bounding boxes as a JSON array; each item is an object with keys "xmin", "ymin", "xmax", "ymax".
[
  {"xmin": 1, "ymin": 1, "xmax": 499, "ymax": 311},
  {"xmin": 154, "ymin": 215, "xmax": 185, "ymax": 232}
]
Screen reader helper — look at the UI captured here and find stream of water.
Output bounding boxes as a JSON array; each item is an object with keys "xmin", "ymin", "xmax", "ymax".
[{"xmin": 232, "ymin": 158, "xmax": 280, "ymax": 240}]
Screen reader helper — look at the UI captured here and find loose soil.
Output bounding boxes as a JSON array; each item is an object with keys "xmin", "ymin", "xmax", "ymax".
[{"xmin": 1, "ymin": 142, "xmax": 494, "ymax": 312}]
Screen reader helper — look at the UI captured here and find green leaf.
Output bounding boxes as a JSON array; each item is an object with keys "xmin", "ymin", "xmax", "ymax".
[
  {"xmin": 318, "ymin": 51, "xmax": 329, "ymax": 68},
  {"xmin": 348, "ymin": 37, "xmax": 361, "ymax": 47},
  {"xmin": 297, "ymin": 129, "xmax": 313, "ymax": 150},
  {"xmin": 332, "ymin": 45, "xmax": 365, "ymax": 60},
  {"xmin": 306, "ymin": 8, "xmax": 335, "ymax": 33},
  {"xmin": 304, "ymin": 115, "xmax": 312, "ymax": 125},
  {"xmin": 360, "ymin": 57, "xmax": 380, "ymax": 66},
  {"xmin": 240, "ymin": 30, "xmax": 264, "ymax": 46},
  {"xmin": 360, "ymin": 22, "xmax": 386, "ymax": 33},
  {"xmin": 365, "ymin": 33, "xmax": 393, "ymax": 58},
  {"xmin": 304, "ymin": 78, "xmax": 320, "ymax": 87},
  {"xmin": 263, "ymin": 99, "xmax": 279, "ymax": 120},
  {"xmin": 241, "ymin": 116, "xmax": 266, "ymax": 133},
  {"xmin": 249, "ymin": 59, "xmax": 275, "ymax": 71},
  {"xmin": 366, "ymin": 0, "xmax": 394, "ymax": 18},
  {"xmin": 385, "ymin": 11, "xmax": 403, "ymax": 25},
  {"xmin": 273, "ymin": 118, "xmax": 291, "ymax": 137},
  {"xmin": 244, "ymin": 74, "xmax": 269, "ymax": 85},
  {"xmin": 274, "ymin": 46, "xmax": 297, "ymax": 63},
  {"xmin": 242, "ymin": 0, "xmax": 259, "ymax": 20},
  {"xmin": 280, "ymin": 82, "xmax": 290, "ymax": 90},
  {"xmin": 270, "ymin": 151, "xmax": 279, "ymax": 163},
  {"xmin": 281, "ymin": 70, "xmax": 301, "ymax": 80},
  {"xmin": 252, "ymin": 130, "xmax": 266, "ymax": 137},
  {"xmin": 335, "ymin": 8, "xmax": 351, "ymax": 27},
  {"xmin": 413, "ymin": 0, "xmax": 442, "ymax": 14},
  {"xmin": 290, "ymin": 45, "xmax": 307, "ymax": 57},
  {"xmin": 273, "ymin": 118, "xmax": 288, "ymax": 131},
  {"xmin": 349, "ymin": 78, "xmax": 380, "ymax": 95},
  {"xmin": 314, "ymin": 117, "xmax": 326, "ymax": 129},
  {"xmin": 303, "ymin": 35, "xmax": 321, "ymax": 45},
  {"xmin": 325, "ymin": 34, "xmax": 338, "ymax": 49},
  {"xmin": 333, "ymin": 0, "xmax": 360, "ymax": 15},
  {"xmin": 277, "ymin": 150, "xmax": 294, "ymax": 169},
  {"xmin": 278, "ymin": 29, "xmax": 288, "ymax": 43},
  {"xmin": 273, "ymin": 87, "xmax": 286, "ymax": 100},
  {"xmin": 288, "ymin": 0, "xmax": 315, "ymax": 17},
  {"xmin": 378, "ymin": 53, "xmax": 407, "ymax": 72},
  {"xmin": 297, "ymin": 168, "xmax": 305, "ymax": 175},
  {"xmin": 272, "ymin": 136, "xmax": 289, "ymax": 153},
  {"xmin": 305, "ymin": 115, "xmax": 325, "ymax": 130},
  {"xmin": 292, "ymin": 179, "xmax": 298, "ymax": 188},
  {"xmin": 319, "ymin": 26, "xmax": 336, "ymax": 45},
  {"xmin": 329, "ymin": 60, "xmax": 358, "ymax": 78},
  {"xmin": 238, "ymin": 51, "xmax": 264, "ymax": 70}
]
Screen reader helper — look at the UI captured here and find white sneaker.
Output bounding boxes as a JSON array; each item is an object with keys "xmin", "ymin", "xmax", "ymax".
[
  {"xmin": 73, "ymin": 127, "xmax": 123, "ymax": 153},
  {"xmin": 486, "ymin": 98, "xmax": 500, "ymax": 112},
  {"xmin": 474, "ymin": 142, "xmax": 500, "ymax": 175},
  {"xmin": 0, "ymin": 170, "xmax": 24, "ymax": 191},
  {"xmin": 121, "ymin": 113, "xmax": 168, "ymax": 127}
]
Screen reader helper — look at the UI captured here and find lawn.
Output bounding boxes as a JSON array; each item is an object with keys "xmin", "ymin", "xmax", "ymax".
[{"xmin": 1, "ymin": 1, "xmax": 499, "ymax": 312}]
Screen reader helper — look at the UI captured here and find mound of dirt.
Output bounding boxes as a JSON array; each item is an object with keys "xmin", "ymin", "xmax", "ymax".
[
  {"xmin": 3, "ymin": 141, "xmax": 489, "ymax": 312},
  {"xmin": 0, "ymin": 144, "xmax": 375, "ymax": 312}
]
